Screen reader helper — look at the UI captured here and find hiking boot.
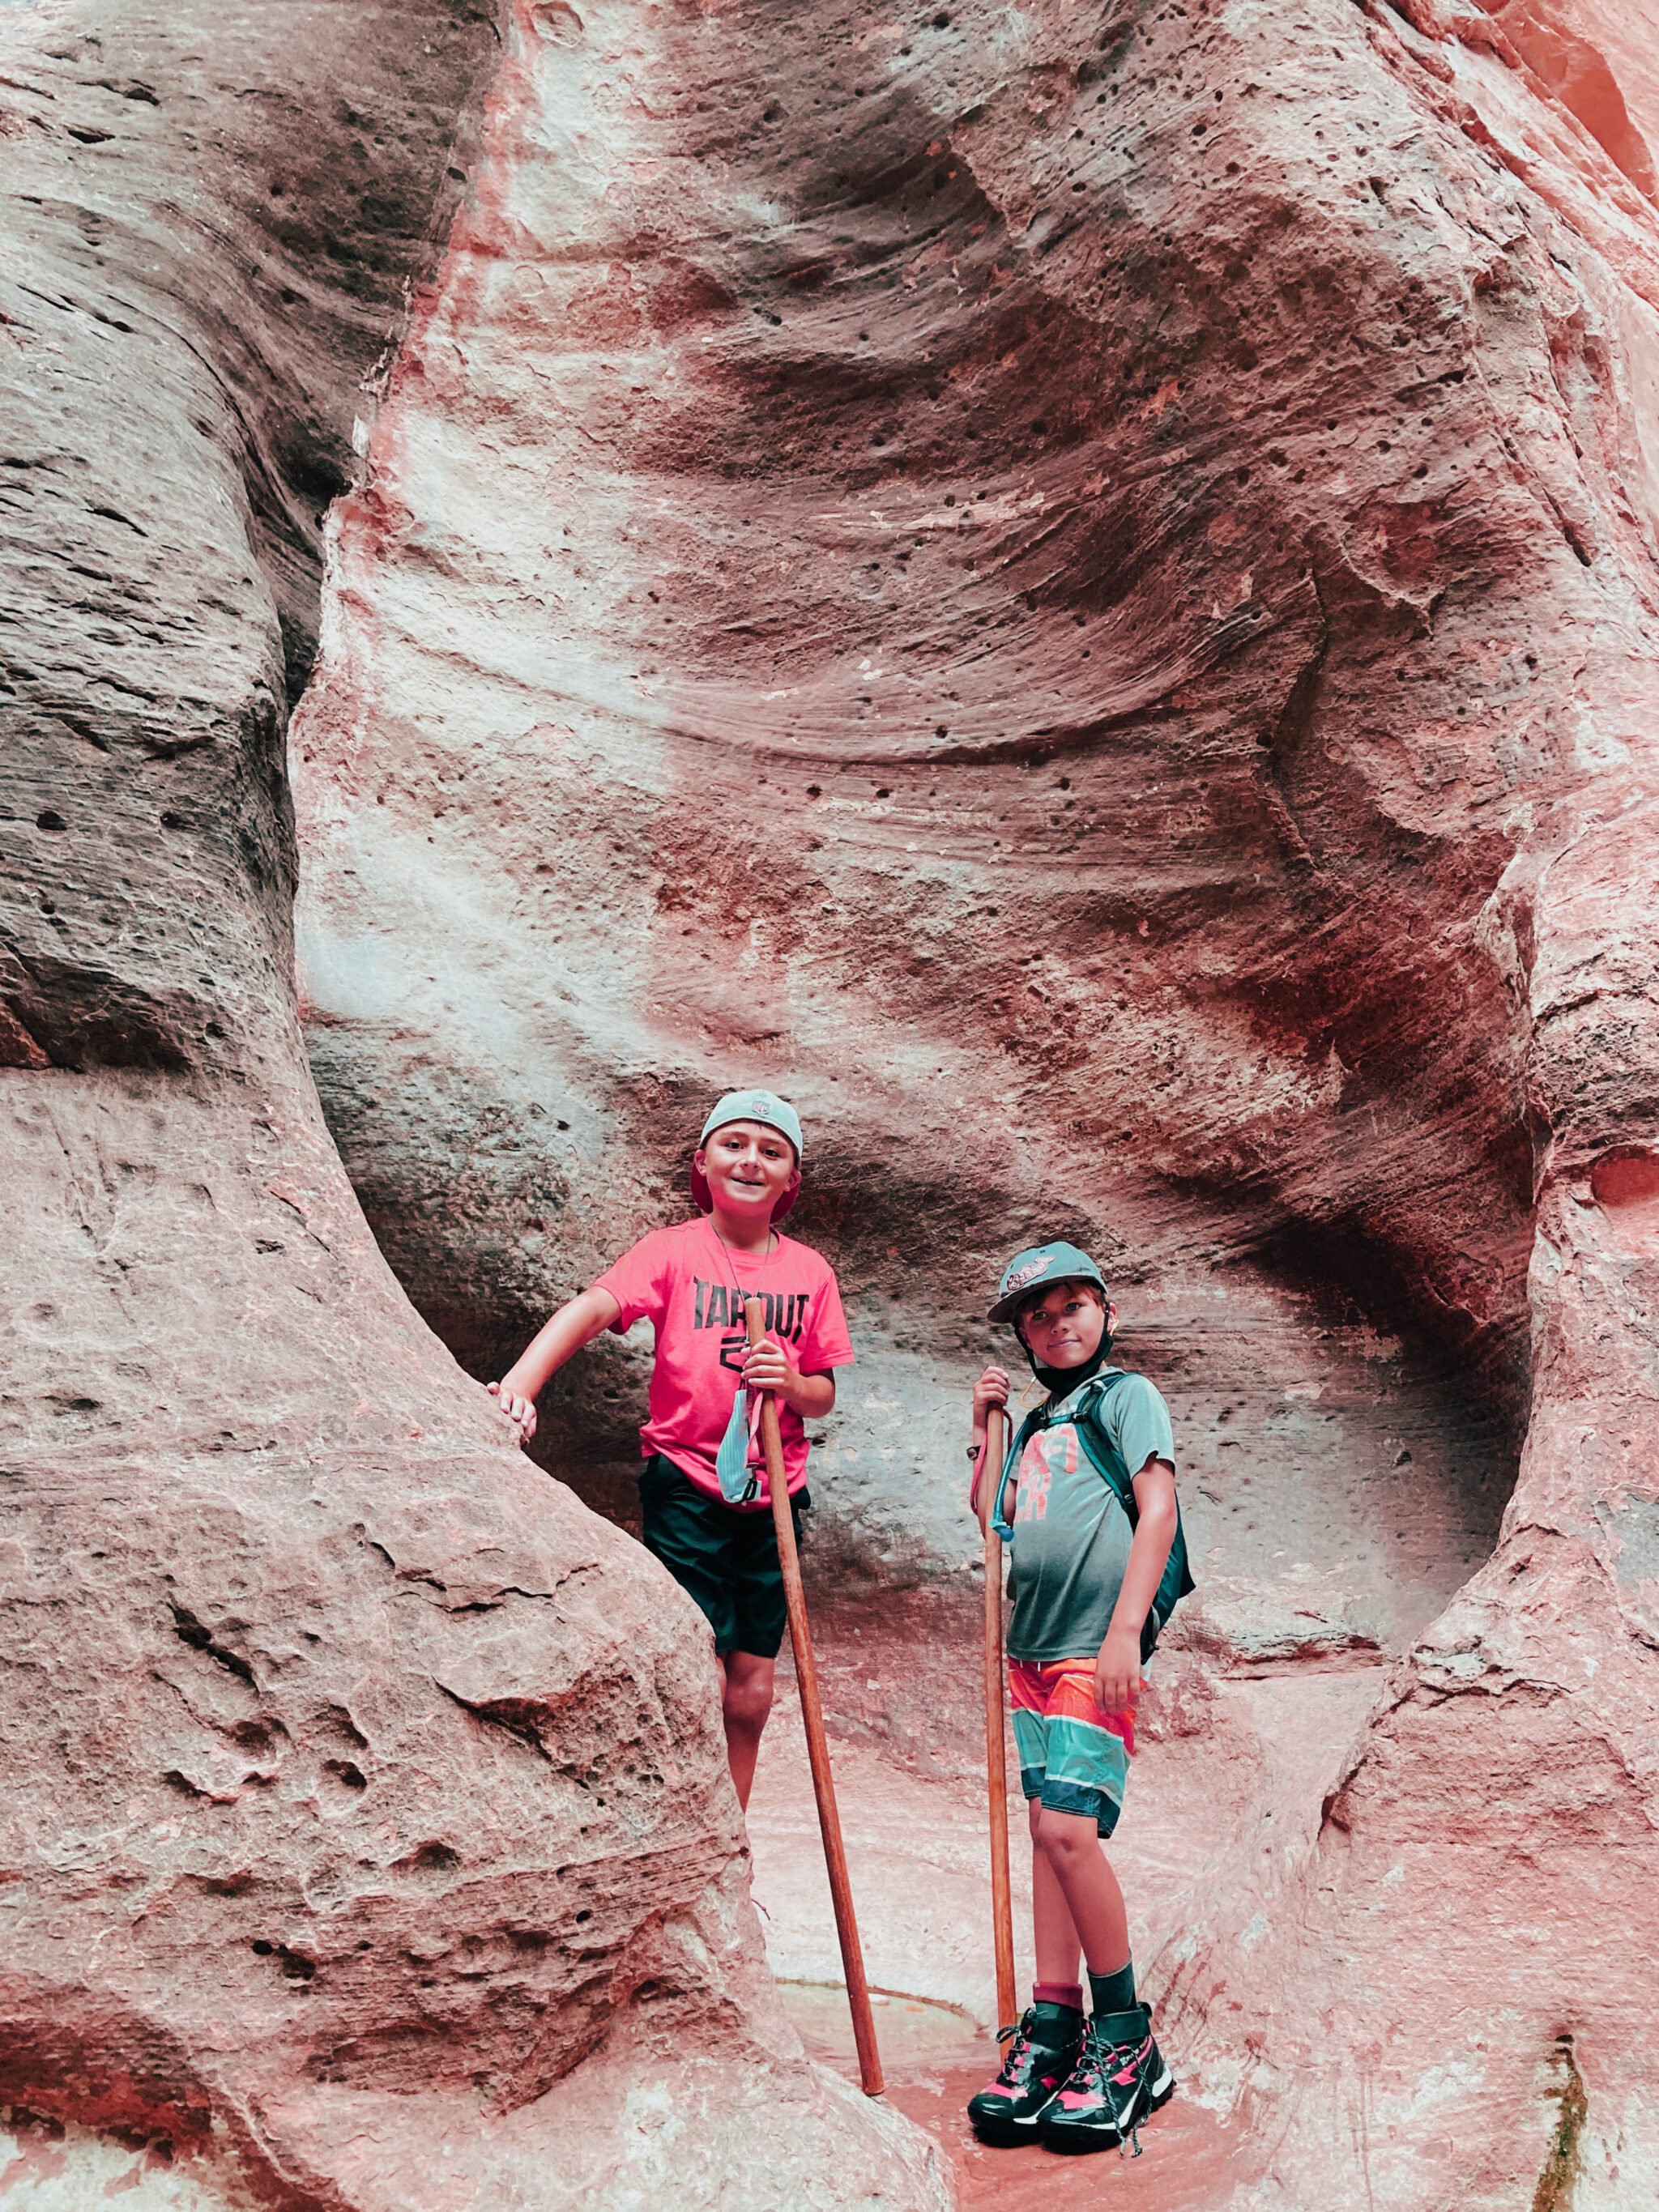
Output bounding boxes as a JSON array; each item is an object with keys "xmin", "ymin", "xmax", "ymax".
[
  {"xmin": 966, "ymin": 2004, "xmax": 1085, "ymax": 2146},
  {"xmin": 1038, "ymin": 2005, "xmax": 1175, "ymax": 2154}
]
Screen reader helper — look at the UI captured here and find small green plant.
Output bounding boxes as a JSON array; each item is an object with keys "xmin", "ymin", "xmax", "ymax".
[{"xmin": 1530, "ymin": 2033, "xmax": 1587, "ymax": 2212}]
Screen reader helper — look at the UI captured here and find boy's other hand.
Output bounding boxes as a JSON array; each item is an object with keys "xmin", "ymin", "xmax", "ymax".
[
  {"xmin": 971, "ymin": 1364, "xmax": 1011, "ymax": 1432},
  {"xmin": 1094, "ymin": 1626, "xmax": 1145, "ymax": 1718},
  {"xmin": 488, "ymin": 1380, "xmax": 537, "ymax": 1444},
  {"xmin": 741, "ymin": 1336, "xmax": 793, "ymax": 1395}
]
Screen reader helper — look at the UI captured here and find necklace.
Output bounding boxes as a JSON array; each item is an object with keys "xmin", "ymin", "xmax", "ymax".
[
  {"xmin": 705, "ymin": 1217, "xmax": 778, "ymax": 1505},
  {"xmin": 705, "ymin": 1216, "xmax": 777, "ymax": 1330},
  {"xmin": 711, "ymin": 1223, "xmax": 777, "ymax": 1263}
]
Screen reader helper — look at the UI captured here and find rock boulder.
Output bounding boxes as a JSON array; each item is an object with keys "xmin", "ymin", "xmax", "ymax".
[{"xmin": 0, "ymin": 5, "xmax": 948, "ymax": 2204}]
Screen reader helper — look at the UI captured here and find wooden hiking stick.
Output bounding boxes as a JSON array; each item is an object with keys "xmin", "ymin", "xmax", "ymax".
[
  {"xmin": 744, "ymin": 1296, "xmax": 884, "ymax": 2098},
  {"xmin": 976, "ymin": 1403, "xmax": 1017, "ymax": 2031}
]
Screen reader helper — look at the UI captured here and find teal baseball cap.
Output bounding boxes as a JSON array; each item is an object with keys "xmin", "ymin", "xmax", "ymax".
[
  {"xmin": 691, "ymin": 1089, "xmax": 803, "ymax": 1219},
  {"xmin": 988, "ymin": 1240, "xmax": 1108, "ymax": 1324}
]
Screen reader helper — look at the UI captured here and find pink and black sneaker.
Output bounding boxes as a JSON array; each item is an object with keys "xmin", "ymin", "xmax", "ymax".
[
  {"xmin": 966, "ymin": 2004, "xmax": 1085, "ymax": 2146},
  {"xmin": 1038, "ymin": 2005, "xmax": 1175, "ymax": 2154}
]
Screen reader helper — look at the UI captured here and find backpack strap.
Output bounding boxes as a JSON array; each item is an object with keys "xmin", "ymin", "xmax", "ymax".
[
  {"xmin": 989, "ymin": 1404, "xmax": 1044, "ymax": 1539},
  {"xmin": 993, "ymin": 1383, "xmax": 1125, "ymax": 1535},
  {"xmin": 1073, "ymin": 1374, "xmax": 1196, "ymax": 1656},
  {"xmin": 1071, "ymin": 1374, "xmax": 1141, "ymax": 1521}
]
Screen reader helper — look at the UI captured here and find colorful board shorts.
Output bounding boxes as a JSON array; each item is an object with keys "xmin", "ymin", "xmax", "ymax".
[{"xmin": 1009, "ymin": 1658, "xmax": 1135, "ymax": 1838}]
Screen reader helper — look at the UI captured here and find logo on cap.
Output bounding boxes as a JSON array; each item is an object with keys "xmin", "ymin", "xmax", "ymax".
[{"xmin": 1004, "ymin": 1257, "xmax": 1049, "ymax": 1294}]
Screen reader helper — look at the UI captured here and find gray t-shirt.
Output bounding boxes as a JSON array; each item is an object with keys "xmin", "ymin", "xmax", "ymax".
[{"xmin": 995, "ymin": 1369, "xmax": 1176, "ymax": 1664}]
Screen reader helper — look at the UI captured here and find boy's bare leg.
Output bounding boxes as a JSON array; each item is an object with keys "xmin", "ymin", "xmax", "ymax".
[
  {"xmin": 1034, "ymin": 1805, "xmax": 1132, "ymax": 1974},
  {"xmin": 1029, "ymin": 1797, "xmax": 1085, "ymax": 1985},
  {"xmin": 719, "ymin": 1651, "xmax": 775, "ymax": 1810}
]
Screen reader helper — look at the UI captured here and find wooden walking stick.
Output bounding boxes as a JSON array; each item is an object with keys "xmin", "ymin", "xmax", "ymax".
[
  {"xmin": 976, "ymin": 1403, "xmax": 1018, "ymax": 2031},
  {"xmin": 744, "ymin": 1296, "xmax": 884, "ymax": 2097}
]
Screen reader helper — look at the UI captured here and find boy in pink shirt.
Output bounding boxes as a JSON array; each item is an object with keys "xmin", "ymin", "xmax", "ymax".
[{"xmin": 490, "ymin": 1090, "xmax": 853, "ymax": 1808}]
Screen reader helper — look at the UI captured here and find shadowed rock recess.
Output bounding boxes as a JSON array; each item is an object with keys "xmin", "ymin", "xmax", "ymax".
[
  {"xmin": 292, "ymin": 0, "xmax": 1659, "ymax": 2204},
  {"xmin": 0, "ymin": 4, "xmax": 949, "ymax": 2206}
]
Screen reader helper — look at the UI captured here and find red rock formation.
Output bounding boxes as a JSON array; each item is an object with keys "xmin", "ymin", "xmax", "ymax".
[
  {"xmin": 0, "ymin": 6, "xmax": 947, "ymax": 2206},
  {"xmin": 295, "ymin": 0, "xmax": 1659, "ymax": 2199}
]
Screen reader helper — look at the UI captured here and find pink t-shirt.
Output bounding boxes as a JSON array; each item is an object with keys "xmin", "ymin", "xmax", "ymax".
[{"xmin": 592, "ymin": 1217, "xmax": 855, "ymax": 1509}]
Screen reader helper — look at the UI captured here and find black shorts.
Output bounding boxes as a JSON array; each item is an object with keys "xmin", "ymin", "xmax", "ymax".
[{"xmin": 638, "ymin": 1453, "xmax": 808, "ymax": 1660}]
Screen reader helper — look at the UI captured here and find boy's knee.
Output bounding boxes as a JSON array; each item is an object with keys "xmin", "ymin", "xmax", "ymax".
[
  {"xmin": 724, "ymin": 1684, "xmax": 772, "ymax": 1732},
  {"xmin": 721, "ymin": 1660, "xmax": 774, "ymax": 1734},
  {"xmin": 1034, "ymin": 1808, "xmax": 1098, "ymax": 1868}
]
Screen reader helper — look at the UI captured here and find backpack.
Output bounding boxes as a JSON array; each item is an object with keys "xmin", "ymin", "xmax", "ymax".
[{"xmin": 1002, "ymin": 1372, "xmax": 1196, "ymax": 1661}]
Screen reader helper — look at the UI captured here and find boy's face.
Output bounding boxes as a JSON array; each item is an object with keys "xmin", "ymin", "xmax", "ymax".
[
  {"xmin": 695, "ymin": 1119, "xmax": 799, "ymax": 1217},
  {"xmin": 1017, "ymin": 1281, "xmax": 1113, "ymax": 1367}
]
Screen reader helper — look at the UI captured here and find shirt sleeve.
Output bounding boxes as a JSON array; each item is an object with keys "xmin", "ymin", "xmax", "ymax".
[
  {"xmin": 797, "ymin": 1260, "xmax": 855, "ymax": 1373},
  {"xmin": 1105, "ymin": 1375, "xmax": 1175, "ymax": 1477},
  {"xmin": 591, "ymin": 1230, "xmax": 672, "ymax": 1333}
]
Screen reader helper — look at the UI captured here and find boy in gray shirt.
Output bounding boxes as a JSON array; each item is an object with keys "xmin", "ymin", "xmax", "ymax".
[{"xmin": 966, "ymin": 1242, "xmax": 1181, "ymax": 2155}]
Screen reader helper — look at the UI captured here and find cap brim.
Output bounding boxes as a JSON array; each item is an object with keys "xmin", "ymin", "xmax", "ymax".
[{"xmin": 988, "ymin": 1268, "xmax": 1102, "ymax": 1323}]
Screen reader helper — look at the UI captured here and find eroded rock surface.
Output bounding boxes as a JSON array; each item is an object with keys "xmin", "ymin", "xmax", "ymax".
[
  {"xmin": 294, "ymin": 0, "xmax": 1659, "ymax": 2202},
  {"xmin": 0, "ymin": 6, "xmax": 947, "ymax": 2206}
]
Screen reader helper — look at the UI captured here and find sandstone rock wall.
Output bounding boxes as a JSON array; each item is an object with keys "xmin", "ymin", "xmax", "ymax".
[
  {"xmin": 0, "ymin": 6, "xmax": 946, "ymax": 2205},
  {"xmin": 293, "ymin": 0, "xmax": 1659, "ymax": 2201}
]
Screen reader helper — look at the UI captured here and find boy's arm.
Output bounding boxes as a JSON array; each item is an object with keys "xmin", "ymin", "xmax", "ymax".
[
  {"xmin": 489, "ymin": 1285, "xmax": 621, "ymax": 1443},
  {"xmin": 744, "ymin": 1263, "xmax": 850, "ymax": 1421},
  {"xmin": 742, "ymin": 1333, "xmax": 835, "ymax": 1419},
  {"xmin": 1094, "ymin": 1456, "xmax": 1178, "ymax": 1714}
]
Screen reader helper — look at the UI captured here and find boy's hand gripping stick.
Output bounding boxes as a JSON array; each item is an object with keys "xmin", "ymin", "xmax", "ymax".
[
  {"xmin": 744, "ymin": 1297, "xmax": 884, "ymax": 2098},
  {"xmin": 975, "ymin": 1404, "xmax": 1017, "ymax": 2032}
]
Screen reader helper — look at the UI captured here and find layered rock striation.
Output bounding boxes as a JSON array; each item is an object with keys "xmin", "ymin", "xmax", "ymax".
[
  {"xmin": 0, "ymin": 5, "xmax": 946, "ymax": 2205},
  {"xmin": 294, "ymin": 0, "xmax": 1659, "ymax": 2201}
]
